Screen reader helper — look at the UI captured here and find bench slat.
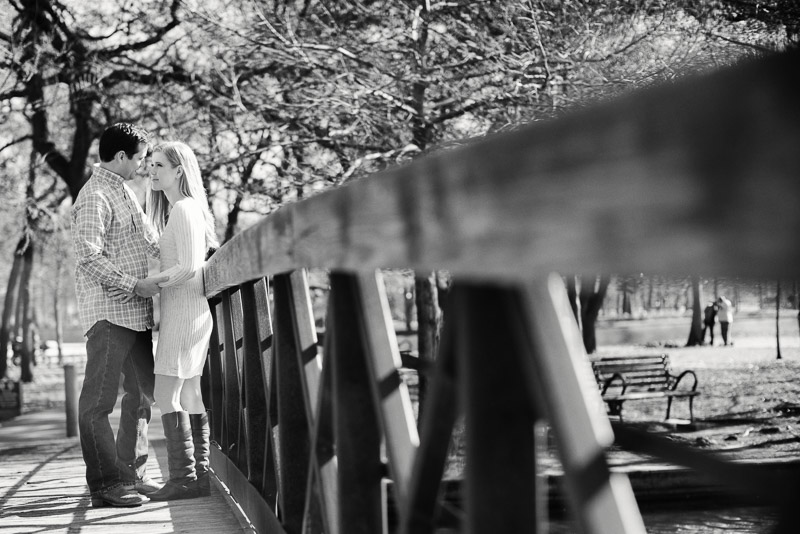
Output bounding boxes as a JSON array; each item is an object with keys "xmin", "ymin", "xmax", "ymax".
[{"xmin": 602, "ymin": 390, "xmax": 700, "ymax": 401}]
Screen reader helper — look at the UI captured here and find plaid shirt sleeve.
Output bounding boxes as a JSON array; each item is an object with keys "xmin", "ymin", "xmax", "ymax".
[{"xmin": 72, "ymin": 190, "xmax": 138, "ymax": 293}]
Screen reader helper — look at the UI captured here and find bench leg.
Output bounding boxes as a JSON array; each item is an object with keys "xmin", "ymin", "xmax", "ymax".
[
  {"xmin": 666, "ymin": 397, "xmax": 695, "ymax": 423},
  {"xmin": 608, "ymin": 401, "xmax": 624, "ymax": 421}
]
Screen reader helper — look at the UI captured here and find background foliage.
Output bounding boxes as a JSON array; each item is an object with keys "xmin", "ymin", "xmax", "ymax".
[{"xmin": 0, "ymin": 0, "xmax": 796, "ymax": 370}]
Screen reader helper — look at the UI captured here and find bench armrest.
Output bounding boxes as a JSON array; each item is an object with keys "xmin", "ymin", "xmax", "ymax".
[
  {"xmin": 669, "ymin": 369, "xmax": 698, "ymax": 392},
  {"xmin": 601, "ymin": 372, "xmax": 627, "ymax": 396}
]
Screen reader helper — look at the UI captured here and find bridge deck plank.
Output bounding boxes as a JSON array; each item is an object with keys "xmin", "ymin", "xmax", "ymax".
[{"xmin": 0, "ymin": 424, "xmax": 256, "ymax": 533}]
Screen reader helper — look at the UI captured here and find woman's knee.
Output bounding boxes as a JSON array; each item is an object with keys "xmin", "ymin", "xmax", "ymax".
[
  {"xmin": 180, "ymin": 377, "xmax": 205, "ymax": 413},
  {"xmin": 154, "ymin": 375, "xmax": 183, "ymax": 412}
]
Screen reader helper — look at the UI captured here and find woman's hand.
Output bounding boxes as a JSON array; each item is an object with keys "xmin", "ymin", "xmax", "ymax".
[{"xmin": 107, "ymin": 287, "xmax": 135, "ymax": 303}]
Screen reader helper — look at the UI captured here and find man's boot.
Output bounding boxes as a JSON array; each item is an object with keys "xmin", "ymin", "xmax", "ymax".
[
  {"xmin": 149, "ymin": 411, "xmax": 198, "ymax": 501},
  {"xmin": 189, "ymin": 412, "xmax": 211, "ymax": 497}
]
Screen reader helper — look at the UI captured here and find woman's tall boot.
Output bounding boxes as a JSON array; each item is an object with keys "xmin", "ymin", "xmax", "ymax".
[
  {"xmin": 149, "ymin": 411, "xmax": 198, "ymax": 501},
  {"xmin": 189, "ymin": 412, "xmax": 211, "ymax": 497}
]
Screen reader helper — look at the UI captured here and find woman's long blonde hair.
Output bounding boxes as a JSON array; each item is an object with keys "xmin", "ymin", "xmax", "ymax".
[{"xmin": 147, "ymin": 141, "xmax": 219, "ymax": 251}]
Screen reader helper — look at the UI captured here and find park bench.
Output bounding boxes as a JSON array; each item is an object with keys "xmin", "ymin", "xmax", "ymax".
[{"xmin": 590, "ymin": 354, "xmax": 699, "ymax": 422}]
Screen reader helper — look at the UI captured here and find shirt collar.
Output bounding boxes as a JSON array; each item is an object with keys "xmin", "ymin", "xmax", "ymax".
[{"xmin": 92, "ymin": 164, "xmax": 126, "ymax": 185}]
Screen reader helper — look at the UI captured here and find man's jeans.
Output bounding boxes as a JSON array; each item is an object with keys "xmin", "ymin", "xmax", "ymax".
[{"xmin": 78, "ymin": 321, "xmax": 155, "ymax": 494}]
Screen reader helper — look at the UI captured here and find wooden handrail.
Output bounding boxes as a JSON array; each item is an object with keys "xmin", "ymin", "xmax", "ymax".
[
  {"xmin": 201, "ymin": 48, "xmax": 800, "ymax": 534},
  {"xmin": 204, "ymin": 48, "xmax": 800, "ymax": 300}
]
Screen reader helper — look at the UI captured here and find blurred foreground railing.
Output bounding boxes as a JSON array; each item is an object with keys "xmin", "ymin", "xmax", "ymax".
[{"xmin": 202, "ymin": 49, "xmax": 800, "ymax": 534}]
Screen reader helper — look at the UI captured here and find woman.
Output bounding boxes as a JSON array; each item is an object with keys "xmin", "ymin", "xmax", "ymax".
[{"xmin": 142, "ymin": 141, "xmax": 218, "ymax": 500}]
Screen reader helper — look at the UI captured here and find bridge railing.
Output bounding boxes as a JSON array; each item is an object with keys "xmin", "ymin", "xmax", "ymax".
[{"xmin": 202, "ymin": 49, "xmax": 800, "ymax": 534}]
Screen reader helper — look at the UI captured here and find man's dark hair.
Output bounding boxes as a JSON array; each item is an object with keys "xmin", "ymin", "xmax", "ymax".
[{"xmin": 98, "ymin": 123, "xmax": 149, "ymax": 162}]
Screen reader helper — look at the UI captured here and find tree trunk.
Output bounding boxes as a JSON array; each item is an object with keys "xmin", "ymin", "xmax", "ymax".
[
  {"xmin": 54, "ymin": 274, "xmax": 64, "ymax": 366},
  {"xmin": 0, "ymin": 242, "xmax": 24, "ymax": 378},
  {"xmin": 621, "ymin": 279, "xmax": 632, "ymax": 315},
  {"xmin": 777, "ymin": 280, "xmax": 782, "ymax": 360},
  {"xmin": 414, "ymin": 271, "xmax": 440, "ymax": 421},
  {"xmin": 580, "ymin": 275, "xmax": 610, "ymax": 354},
  {"xmin": 686, "ymin": 275, "xmax": 704, "ymax": 346},
  {"xmin": 17, "ymin": 240, "xmax": 35, "ymax": 383},
  {"xmin": 403, "ymin": 282, "xmax": 414, "ymax": 332}
]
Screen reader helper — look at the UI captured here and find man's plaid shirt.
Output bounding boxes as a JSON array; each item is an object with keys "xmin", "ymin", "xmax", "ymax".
[{"xmin": 72, "ymin": 166, "xmax": 160, "ymax": 335}]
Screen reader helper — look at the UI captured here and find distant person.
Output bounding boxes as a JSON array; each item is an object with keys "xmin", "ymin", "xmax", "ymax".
[
  {"xmin": 110, "ymin": 141, "xmax": 218, "ymax": 501},
  {"xmin": 717, "ymin": 296, "xmax": 734, "ymax": 346},
  {"xmin": 702, "ymin": 301, "xmax": 717, "ymax": 345},
  {"xmin": 71, "ymin": 123, "xmax": 168, "ymax": 508}
]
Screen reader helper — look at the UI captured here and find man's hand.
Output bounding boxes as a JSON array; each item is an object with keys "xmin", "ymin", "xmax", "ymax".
[
  {"xmin": 107, "ymin": 287, "xmax": 135, "ymax": 303},
  {"xmin": 134, "ymin": 275, "xmax": 170, "ymax": 298}
]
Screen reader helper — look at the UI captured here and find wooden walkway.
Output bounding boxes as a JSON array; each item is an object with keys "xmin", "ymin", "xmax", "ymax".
[{"xmin": 0, "ymin": 408, "xmax": 256, "ymax": 534}]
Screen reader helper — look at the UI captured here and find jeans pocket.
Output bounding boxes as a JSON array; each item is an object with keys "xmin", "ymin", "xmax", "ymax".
[{"xmin": 86, "ymin": 320, "xmax": 108, "ymax": 340}]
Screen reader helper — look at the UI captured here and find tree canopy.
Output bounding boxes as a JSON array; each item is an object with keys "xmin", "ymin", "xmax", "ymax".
[{"xmin": 0, "ymin": 0, "xmax": 795, "ymax": 369}]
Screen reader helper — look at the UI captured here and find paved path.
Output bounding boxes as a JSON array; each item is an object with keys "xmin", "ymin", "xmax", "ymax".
[{"xmin": 0, "ymin": 407, "xmax": 256, "ymax": 534}]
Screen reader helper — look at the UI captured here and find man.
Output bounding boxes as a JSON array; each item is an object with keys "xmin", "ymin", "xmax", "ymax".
[
  {"xmin": 72, "ymin": 123, "xmax": 169, "ymax": 507},
  {"xmin": 717, "ymin": 295, "xmax": 734, "ymax": 346},
  {"xmin": 702, "ymin": 300, "xmax": 717, "ymax": 345}
]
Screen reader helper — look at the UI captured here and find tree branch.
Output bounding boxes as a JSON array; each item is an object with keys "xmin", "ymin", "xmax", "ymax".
[
  {"xmin": 0, "ymin": 135, "xmax": 32, "ymax": 155},
  {"xmin": 703, "ymin": 30, "xmax": 775, "ymax": 53},
  {"xmin": 0, "ymin": 88, "xmax": 28, "ymax": 100},
  {"xmin": 97, "ymin": 0, "xmax": 182, "ymax": 59}
]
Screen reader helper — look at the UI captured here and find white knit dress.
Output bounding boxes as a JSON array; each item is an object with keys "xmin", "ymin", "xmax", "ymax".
[{"xmin": 154, "ymin": 198, "xmax": 212, "ymax": 379}]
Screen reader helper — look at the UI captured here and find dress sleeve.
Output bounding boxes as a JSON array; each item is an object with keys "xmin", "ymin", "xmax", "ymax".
[
  {"xmin": 72, "ymin": 191, "xmax": 138, "ymax": 293},
  {"xmin": 158, "ymin": 200, "xmax": 205, "ymax": 288}
]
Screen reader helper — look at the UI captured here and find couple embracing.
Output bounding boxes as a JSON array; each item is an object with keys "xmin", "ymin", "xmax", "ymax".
[{"xmin": 71, "ymin": 123, "xmax": 219, "ymax": 507}]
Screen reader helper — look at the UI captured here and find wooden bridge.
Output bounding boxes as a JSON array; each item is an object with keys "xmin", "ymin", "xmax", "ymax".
[
  {"xmin": 0, "ymin": 403, "xmax": 254, "ymax": 533},
  {"xmin": 1, "ymin": 48, "xmax": 798, "ymax": 534},
  {"xmin": 199, "ymin": 48, "xmax": 800, "ymax": 534}
]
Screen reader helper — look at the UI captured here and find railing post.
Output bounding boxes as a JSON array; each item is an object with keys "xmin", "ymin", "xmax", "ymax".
[
  {"xmin": 454, "ymin": 283, "xmax": 542, "ymax": 534},
  {"xmin": 239, "ymin": 278, "xmax": 279, "ymax": 505},
  {"xmin": 220, "ymin": 287, "xmax": 246, "ymax": 471},
  {"xmin": 328, "ymin": 272, "xmax": 386, "ymax": 533},
  {"xmin": 273, "ymin": 271, "xmax": 327, "ymax": 532},
  {"xmin": 207, "ymin": 297, "xmax": 225, "ymax": 447},
  {"xmin": 520, "ymin": 274, "xmax": 646, "ymax": 534},
  {"xmin": 64, "ymin": 364, "xmax": 78, "ymax": 438}
]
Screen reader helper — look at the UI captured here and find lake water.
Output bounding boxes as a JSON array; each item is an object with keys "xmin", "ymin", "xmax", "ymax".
[
  {"xmin": 596, "ymin": 315, "xmax": 800, "ymax": 347},
  {"xmin": 549, "ymin": 505, "xmax": 779, "ymax": 533}
]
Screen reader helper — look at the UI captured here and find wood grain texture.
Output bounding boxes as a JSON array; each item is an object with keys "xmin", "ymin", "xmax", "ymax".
[
  {"xmin": 205, "ymin": 50, "xmax": 800, "ymax": 298},
  {"xmin": 353, "ymin": 271, "xmax": 419, "ymax": 509},
  {"xmin": 0, "ymin": 440, "xmax": 255, "ymax": 534},
  {"xmin": 522, "ymin": 274, "xmax": 646, "ymax": 534}
]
